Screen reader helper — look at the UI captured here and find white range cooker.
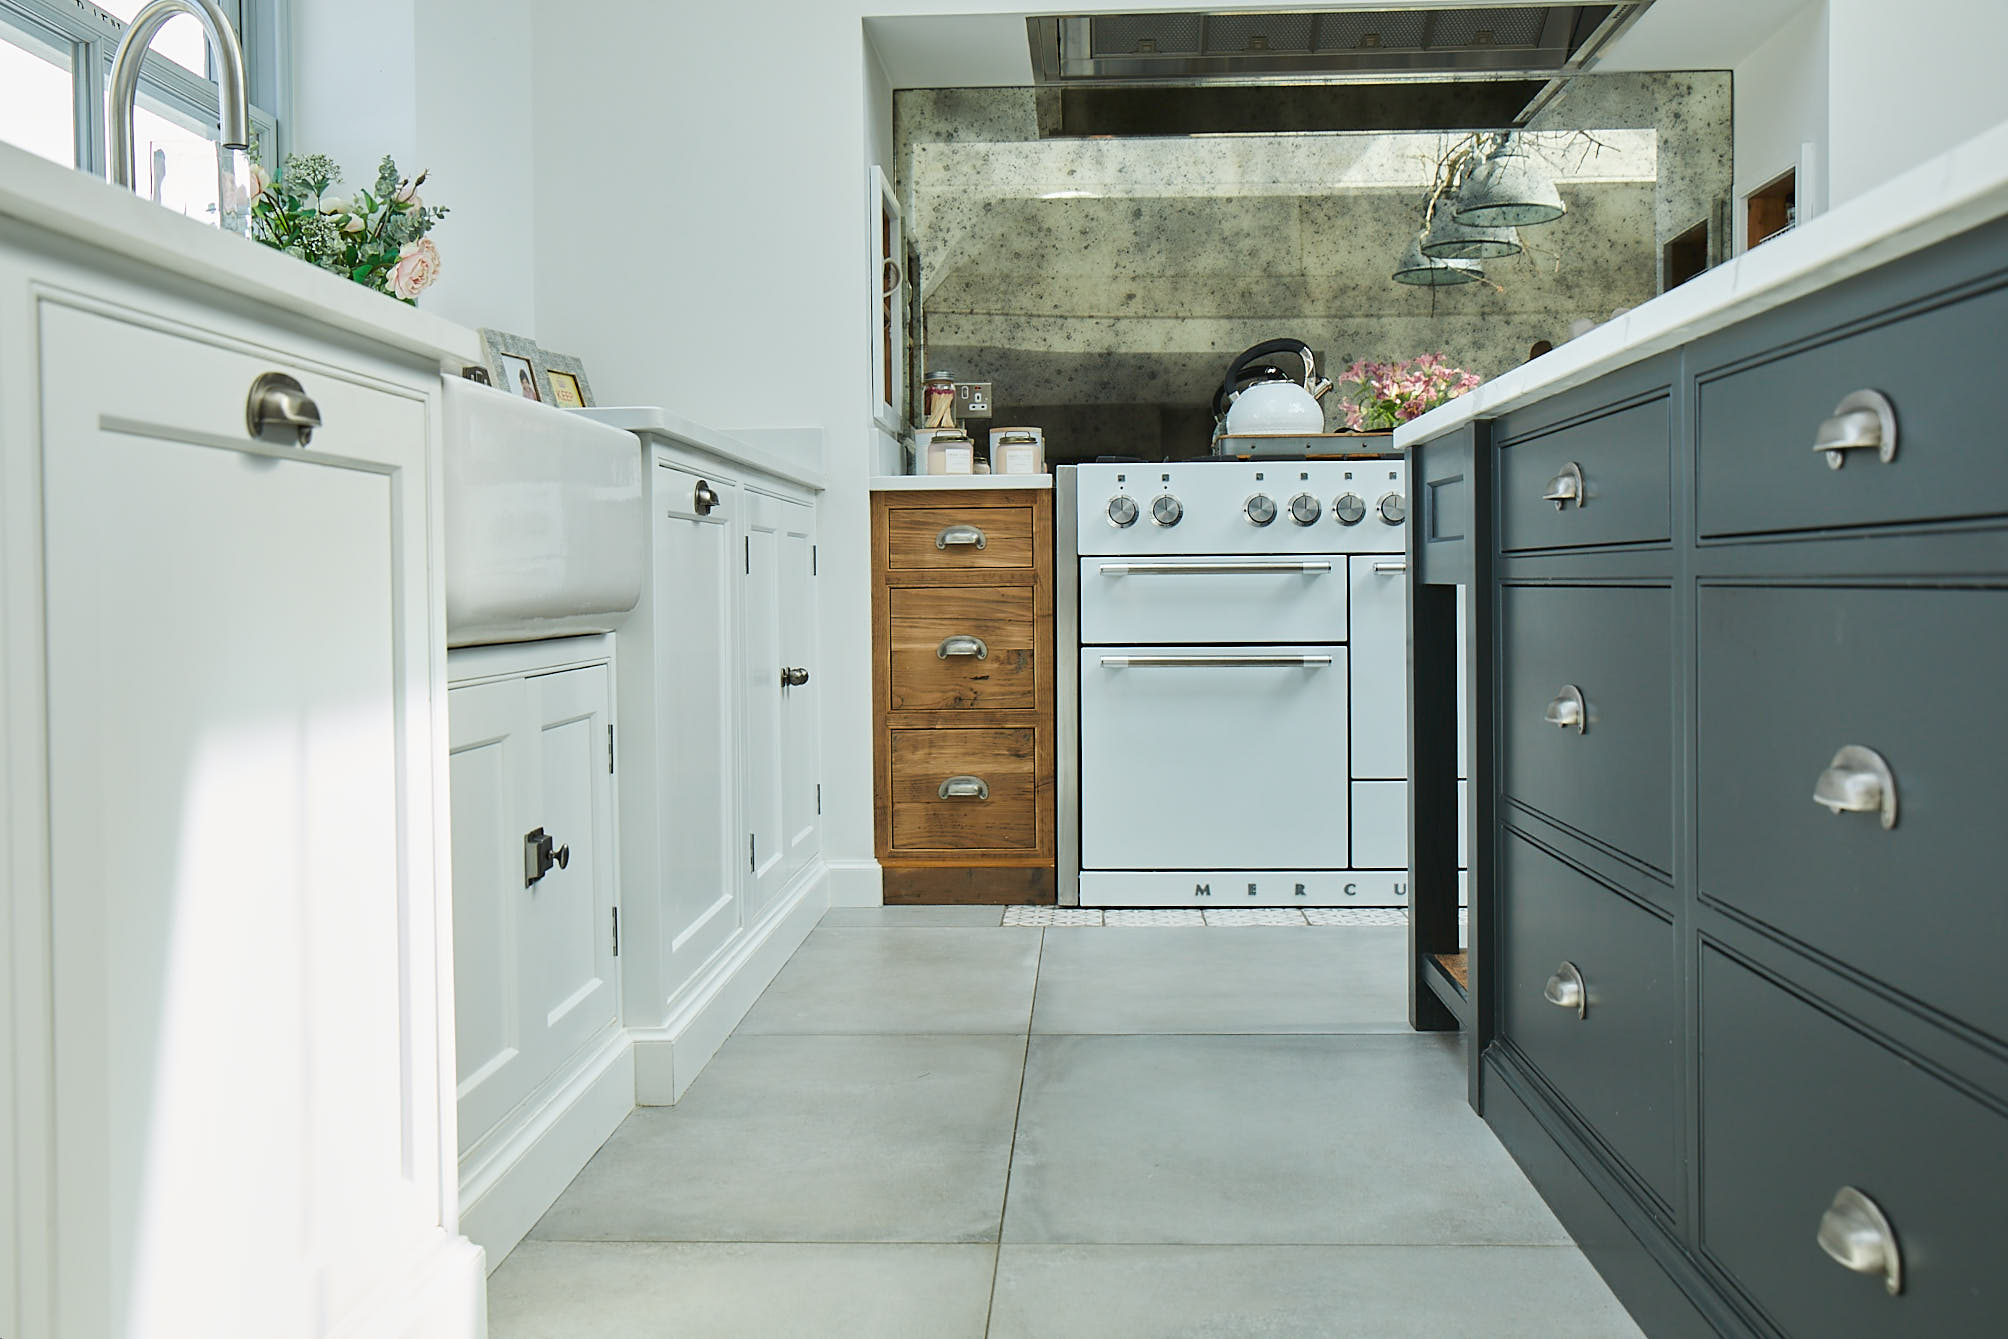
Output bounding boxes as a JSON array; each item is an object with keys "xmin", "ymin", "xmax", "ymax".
[{"xmin": 1058, "ymin": 458, "xmax": 1413, "ymax": 908}]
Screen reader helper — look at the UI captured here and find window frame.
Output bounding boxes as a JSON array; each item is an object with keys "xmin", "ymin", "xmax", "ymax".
[{"xmin": 0, "ymin": 0, "xmax": 288, "ymax": 177}]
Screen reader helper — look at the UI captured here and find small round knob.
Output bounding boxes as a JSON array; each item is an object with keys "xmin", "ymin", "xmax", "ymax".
[
  {"xmin": 1288, "ymin": 493, "xmax": 1321, "ymax": 526},
  {"xmin": 1379, "ymin": 492, "xmax": 1408, "ymax": 525},
  {"xmin": 1333, "ymin": 492, "xmax": 1366, "ymax": 525},
  {"xmin": 1151, "ymin": 494, "xmax": 1183, "ymax": 527},
  {"xmin": 1244, "ymin": 493, "xmax": 1277, "ymax": 526},
  {"xmin": 1107, "ymin": 495, "xmax": 1139, "ymax": 528}
]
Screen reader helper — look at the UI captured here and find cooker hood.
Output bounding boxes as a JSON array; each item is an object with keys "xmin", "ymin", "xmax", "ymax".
[{"xmin": 1027, "ymin": 5, "xmax": 1653, "ymax": 86}]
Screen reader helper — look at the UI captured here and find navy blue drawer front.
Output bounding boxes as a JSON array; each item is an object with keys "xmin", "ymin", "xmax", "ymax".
[
  {"xmin": 1696, "ymin": 278, "xmax": 2008, "ymax": 538},
  {"xmin": 1699, "ymin": 948, "xmax": 2007, "ymax": 1338},
  {"xmin": 1499, "ymin": 831, "xmax": 1679, "ymax": 1209},
  {"xmin": 1500, "ymin": 584, "xmax": 1674, "ymax": 873},
  {"xmin": 1498, "ymin": 396, "xmax": 1672, "ymax": 552},
  {"xmin": 1696, "ymin": 584, "xmax": 2008, "ymax": 1041}
]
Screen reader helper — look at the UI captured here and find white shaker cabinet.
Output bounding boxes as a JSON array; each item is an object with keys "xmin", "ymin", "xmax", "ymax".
[{"xmin": 743, "ymin": 486, "xmax": 822, "ymax": 920}]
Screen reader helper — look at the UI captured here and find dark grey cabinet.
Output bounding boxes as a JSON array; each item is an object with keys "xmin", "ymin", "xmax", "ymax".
[{"xmin": 1407, "ymin": 213, "xmax": 2008, "ymax": 1339}]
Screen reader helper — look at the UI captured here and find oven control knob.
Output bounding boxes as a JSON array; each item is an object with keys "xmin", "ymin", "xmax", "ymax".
[
  {"xmin": 1288, "ymin": 492, "xmax": 1322, "ymax": 526},
  {"xmin": 1378, "ymin": 491, "xmax": 1408, "ymax": 525},
  {"xmin": 1244, "ymin": 493, "xmax": 1277, "ymax": 526},
  {"xmin": 1334, "ymin": 493, "xmax": 1367, "ymax": 525},
  {"xmin": 1151, "ymin": 494, "xmax": 1184, "ymax": 527},
  {"xmin": 1107, "ymin": 495, "xmax": 1139, "ymax": 528}
]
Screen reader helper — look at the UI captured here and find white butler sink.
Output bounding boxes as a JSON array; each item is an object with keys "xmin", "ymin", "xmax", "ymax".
[{"xmin": 442, "ymin": 377, "xmax": 644, "ymax": 647}]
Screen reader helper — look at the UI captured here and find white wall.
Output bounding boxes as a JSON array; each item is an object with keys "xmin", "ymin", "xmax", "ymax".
[{"xmin": 1731, "ymin": 0, "xmax": 1827, "ymax": 251}]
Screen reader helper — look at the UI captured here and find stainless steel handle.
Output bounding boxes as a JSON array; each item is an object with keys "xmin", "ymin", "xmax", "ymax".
[
  {"xmin": 1543, "ymin": 460, "xmax": 1586, "ymax": 509},
  {"xmin": 780, "ymin": 666, "xmax": 810, "ymax": 687},
  {"xmin": 1544, "ymin": 684, "xmax": 1588, "ymax": 734},
  {"xmin": 246, "ymin": 372, "xmax": 322, "ymax": 447},
  {"xmin": 1815, "ymin": 390, "xmax": 1898, "ymax": 469},
  {"xmin": 1099, "ymin": 655, "xmax": 1334, "ymax": 669},
  {"xmin": 1372, "ymin": 560, "xmax": 1408, "ymax": 574},
  {"xmin": 937, "ymin": 635, "xmax": 988, "ymax": 660},
  {"xmin": 1544, "ymin": 961, "xmax": 1587, "ymax": 1018},
  {"xmin": 938, "ymin": 775, "xmax": 990, "ymax": 800},
  {"xmin": 1813, "ymin": 744, "xmax": 1897, "ymax": 829},
  {"xmin": 1818, "ymin": 1187, "xmax": 1903, "ymax": 1296},
  {"xmin": 1098, "ymin": 561, "xmax": 1333, "ymax": 576},
  {"xmin": 693, "ymin": 480, "xmax": 720, "ymax": 515},
  {"xmin": 936, "ymin": 524, "xmax": 987, "ymax": 550}
]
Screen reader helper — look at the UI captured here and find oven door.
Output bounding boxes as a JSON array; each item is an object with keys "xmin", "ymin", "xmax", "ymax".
[
  {"xmin": 1080, "ymin": 645, "xmax": 1350, "ymax": 870},
  {"xmin": 1079, "ymin": 556, "xmax": 1348, "ymax": 646}
]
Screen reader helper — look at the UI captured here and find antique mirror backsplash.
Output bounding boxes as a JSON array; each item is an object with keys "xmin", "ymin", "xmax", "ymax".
[{"xmin": 897, "ymin": 75, "xmax": 1730, "ymax": 461}]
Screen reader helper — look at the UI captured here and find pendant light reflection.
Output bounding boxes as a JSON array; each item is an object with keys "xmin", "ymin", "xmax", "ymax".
[
  {"xmin": 1454, "ymin": 137, "xmax": 1567, "ymax": 228},
  {"xmin": 1392, "ymin": 234, "xmax": 1484, "ymax": 287},
  {"xmin": 1419, "ymin": 207, "xmax": 1521, "ymax": 260}
]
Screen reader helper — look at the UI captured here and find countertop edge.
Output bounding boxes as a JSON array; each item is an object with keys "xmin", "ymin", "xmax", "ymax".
[
  {"xmin": 1396, "ymin": 117, "xmax": 2008, "ymax": 449},
  {"xmin": 870, "ymin": 474, "xmax": 1055, "ymax": 491},
  {"xmin": 579, "ymin": 406, "xmax": 828, "ymax": 492}
]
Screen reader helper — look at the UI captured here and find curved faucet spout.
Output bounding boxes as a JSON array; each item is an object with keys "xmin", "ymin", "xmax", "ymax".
[{"xmin": 107, "ymin": 0, "xmax": 250, "ymax": 190}]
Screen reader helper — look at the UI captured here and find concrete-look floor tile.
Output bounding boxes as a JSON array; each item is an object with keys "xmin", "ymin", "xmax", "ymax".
[
  {"xmin": 740, "ymin": 927, "xmax": 1040, "ymax": 1034},
  {"xmin": 1032, "ymin": 927, "xmax": 1408, "ymax": 1034},
  {"xmin": 1003, "ymin": 1034, "xmax": 1570, "ymax": 1246},
  {"xmin": 489, "ymin": 1241, "xmax": 995, "ymax": 1339},
  {"xmin": 531, "ymin": 1035, "xmax": 1025, "ymax": 1243},
  {"xmin": 819, "ymin": 905, "xmax": 1005, "ymax": 927},
  {"xmin": 986, "ymin": 1245, "xmax": 1645, "ymax": 1338}
]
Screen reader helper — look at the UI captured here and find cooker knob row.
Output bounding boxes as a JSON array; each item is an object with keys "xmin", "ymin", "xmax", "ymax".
[
  {"xmin": 1106, "ymin": 495, "xmax": 1139, "ymax": 528},
  {"xmin": 1288, "ymin": 493, "xmax": 1322, "ymax": 525},
  {"xmin": 1151, "ymin": 494, "xmax": 1184, "ymax": 527},
  {"xmin": 1378, "ymin": 492, "xmax": 1408, "ymax": 525},
  {"xmin": 1244, "ymin": 493, "xmax": 1277, "ymax": 526},
  {"xmin": 1333, "ymin": 492, "xmax": 1367, "ymax": 525}
]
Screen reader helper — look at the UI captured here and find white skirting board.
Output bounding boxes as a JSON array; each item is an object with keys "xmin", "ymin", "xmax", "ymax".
[
  {"xmin": 630, "ymin": 862, "xmax": 830, "ymax": 1104},
  {"xmin": 326, "ymin": 1232, "xmax": 486, "ymax": 1339},
  {"xmin": 824, "ymin": 857, "xmax": 883, "ymax": 907},
  {"xmin": 458, "ymin": 1029, "xmax": 636, "ymax": 1274}
]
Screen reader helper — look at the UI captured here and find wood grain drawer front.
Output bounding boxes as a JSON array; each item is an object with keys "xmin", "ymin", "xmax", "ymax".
[
  {"xmin": 1699, "ymin": 948, "xmax": 2008, "ymax": 1337},
  {"xmin": 889, "ymin": 585, "xmax": 1039, "ymax": 711},
  {"xmin": 1500, "ymin": 585, "xmax": 1674, "ymax": 873},
  {"xmin": 886, "ymin": 505, "xmax": 1036, "ymax": 571},
  {"xmin": 1500, "ymin": 831, "xmax": 1679, "ymax": 1208},
  {"xmin": 1697, "ymin": 585, "xmax": 2008, "ymax": 1040},
  {"xmin": 890, "ymin": 728, "xmax": 1040, "ymax": 853},
  {"xmin": 1497, "ymin": 396, "xmax": 1671, "ymax": 551},
  {"xmin": 1697, "ymin": 280, "xmax": 2008, "ymax": 538}
]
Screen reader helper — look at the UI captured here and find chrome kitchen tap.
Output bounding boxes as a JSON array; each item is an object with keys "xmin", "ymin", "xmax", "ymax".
[{"xmin": 107, "ymin": 0, "xmax": 252, "ymax": 227}]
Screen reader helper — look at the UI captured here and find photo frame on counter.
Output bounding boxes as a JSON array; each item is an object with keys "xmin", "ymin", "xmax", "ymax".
[
  {"xmin": 478, "ymin": 328, "xmax": 552, "ymax": 404},
  {"xmin": 535, "ymin": 349, "xmax": 595, "ymax": 409}
]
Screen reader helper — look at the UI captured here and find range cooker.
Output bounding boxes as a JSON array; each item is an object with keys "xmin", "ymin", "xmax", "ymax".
[{"xmin": 1058, "ymin": 459, "xmax": 1416, "ymax": 908}]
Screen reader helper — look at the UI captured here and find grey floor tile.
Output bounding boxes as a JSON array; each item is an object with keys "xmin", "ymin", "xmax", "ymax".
[
  {"xmin": 820, "ymin": 905, "xmax": 1005, "ymax": 927},
  {"xmin": 987, "ymin": 1244, "xmax": 1645, "ymax": 1338},
  {"xmin": 1003, "ymin": 1033, "xmax": 1570, "ymax": 1246},
  {"xmin": 489, "ymin": 1241, "xmax": 994, "ymax": 1339},
  {"xmin": 531, "ymin": 1034, "xmax": 1025, "ymax": 1243},
  {"xmin": 1032, "ymin": 927, "xmax": 1408, "ymax": 1034},
  {"xmin": 740, "ymin": 927, "xmax": 1041, "ymax": 1034}
]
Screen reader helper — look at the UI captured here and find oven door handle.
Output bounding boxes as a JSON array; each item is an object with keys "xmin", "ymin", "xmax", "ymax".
[
  {"xmin": 1098, "ymin": 561, "xmax": 1333, "ymax": 576},
  {"xmin": 1099, "ymin": 654, "xmax": 1334, "ymax": 669}
]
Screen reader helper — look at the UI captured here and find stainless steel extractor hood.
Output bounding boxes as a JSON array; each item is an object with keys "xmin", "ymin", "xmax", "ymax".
[{"xmin": 1027, "ymin": 5, "xmax": 1653, "ymax": 86}]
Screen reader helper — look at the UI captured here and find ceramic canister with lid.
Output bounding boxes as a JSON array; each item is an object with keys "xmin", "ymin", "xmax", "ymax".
[
  {"xmin": 924, "ymin": 428, "xmax": 975, "ymax": 476},
  {"xmin": 990, "ymin": 427, "xmax": 1045, "ymax": 475}
]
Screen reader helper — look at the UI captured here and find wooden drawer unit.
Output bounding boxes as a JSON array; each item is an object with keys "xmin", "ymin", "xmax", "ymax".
[
  {"xmin": 1699, "ymin": 948, "xmax": 2008, "ymax": 1337},
  {"xmin": 873, "ymin": 487, "xmax": 1056, "ymax": 901},
  {"xmin": 1696, "ymin": 277, "xmax": 2008, "ymax": 539},
  {"xmin": 1696, "ymin": 584, "xmax": 2008, "ymax": 1039},
  {"xmin": 1497, "ymin": 394, "xmax": 1673, "ymax": 552},
  {"xmin": 1499, "ymin": 584, "xmax": 1674, "ymax": 874},
  {"xmin": 1499, "ymin": 830, "xmax": 1679, "ymax": 1208}
]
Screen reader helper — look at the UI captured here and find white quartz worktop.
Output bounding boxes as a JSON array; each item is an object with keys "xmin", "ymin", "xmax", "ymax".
[
  {"xmin": 579, "ymin": 406, "xmax": 826, "ymax": 492},
  {"xmin": 870, "ymin": 473, "xmax": 1054, "ymax": 491},
  {"xmin": 0, "ymin": 141, "xmax": 479, "ymax": 368},
  {"xmin": 1397, "ymin": 118, "xmax": 2008, "ymax": 448}
]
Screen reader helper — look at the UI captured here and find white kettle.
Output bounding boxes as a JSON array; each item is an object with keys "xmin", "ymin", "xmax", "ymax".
[{"xmin": 1219, "ymin": 339, "xmax": 1333, "ymax": 436}]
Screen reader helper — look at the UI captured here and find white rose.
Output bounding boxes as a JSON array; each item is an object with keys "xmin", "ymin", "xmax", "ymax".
[
  {"xmin": 320, "ymin": 194, "xmax": 350, "ymax": 215},
  {"xmin": 386, "ymin": 237, "xmax": 441, "ymax": 300},
  {"xmin": 248, "ymin": 161, "xmax": 270, "ymax": 204},
  {"xmin": 342, "ymin": 214, "xmax": 367, "ymax": 233},
  {"xmin": 394, "ymin": 181, "xmax": 423, "ymax": 208}
]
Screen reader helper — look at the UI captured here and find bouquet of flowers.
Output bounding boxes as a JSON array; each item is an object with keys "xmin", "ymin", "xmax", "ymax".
[
  {"xmin": 249, "ymin": 151, "xmax": 448, "ymax": 304},
  {"xmin": 1335, "ymin": 354, "xmax": 1481, "ymax": 430}
]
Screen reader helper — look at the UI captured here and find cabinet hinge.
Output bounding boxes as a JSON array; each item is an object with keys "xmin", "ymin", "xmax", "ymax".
[
  {"xmin": 608, "ymin": 724, "xmax": 615, "ymax": 774},
  {"xmin": 611, "ymin": 907, "xmax": 620, "ymax": 957},
  {"xmin": 812, "ymin": 544, "xmax": 818, "ymax": 576},
  {"xmin": 749, "ymin": 833, "xmax": 757, "ymax": 871}
]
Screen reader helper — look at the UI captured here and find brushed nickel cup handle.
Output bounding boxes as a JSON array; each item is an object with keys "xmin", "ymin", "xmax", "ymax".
[
  {"xmin": 1544, "ymin": 684, "xmax": 1588, "ymax": 734},
  {"xmin": 936, "ymin": 524, "xmax": 987, "ymax": 550},
  {"xmin": 1812, "ymin": 745, "xmax": 1897, "ymax": 829},
  {"xmin": 1815, "ymin": 390, "xmax": 1898, "ymax": 470},
  {"xmin": 1817, "ymin": 1186, "xmax": 1903, "ymax": 1296},
  {"xmin": 937, "ymin": 635, "xmax": 988, "ymax": 660},
  {"xmin": 1544, "ymin": 961, "xmax": 1587, "ymax": 1019},
  {"xmin": 246, "ymin": 371, "xmax": 322, "ymax": 447},
  {"xmin": 938, "ymin": 775, "xmax": 990, "ymax": 800},
  {"xmin": 1543, "ymin": 460, "xmax": 1586, "ymax": 509}
]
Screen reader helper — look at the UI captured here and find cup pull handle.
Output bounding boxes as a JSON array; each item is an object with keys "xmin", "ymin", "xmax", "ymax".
[
  {"xmin": 1812, "ymin": 745, "xmax": 1897, "ymax": 829},
  {"xmin": 1543, "ymin": 684, "xmax": 1587, "ymax": 734},
  {"xmin": 1543, "ymin": 961, "xmax": 1587, "ymax": 1018},
  {"xmin": 937, "ymin": 635, "xmax": 988, "ymax": 660},
  {"xmin": 246, "ymin": 371, "xmax": 322, "ymax": 447},
  {"xmin": 936, "ymin": 524, "xmax": 987, "ymax": 550},
  {"xmin": 938, "ymin": 775, "xmax": 990, "ymax": 800},
  {"xmin": 1543, "ymin": 460, "xmax": 1586, "ymax": 509},
  {"xmin": 1818, "ymin": 1186, "xmax": 1903, "ymax": 1296},
  {"xmin": 1815, "ymin": 390, "xmax": 1898, "ymax": 469}
]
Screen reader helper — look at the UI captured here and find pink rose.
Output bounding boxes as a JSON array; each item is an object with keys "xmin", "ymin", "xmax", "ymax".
[{"xmin": 387, "ymin": 237, "xmax": 440, "ymax": 299}]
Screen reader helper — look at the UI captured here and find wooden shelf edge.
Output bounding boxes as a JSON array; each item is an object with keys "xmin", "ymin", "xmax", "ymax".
[{"xmin": 1421, "ymin": 952, "xmax": 1472, "ymax": 1028}]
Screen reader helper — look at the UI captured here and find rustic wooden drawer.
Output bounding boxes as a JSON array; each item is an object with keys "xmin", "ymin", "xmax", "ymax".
[
  {"xmin": 888, "ymin": 727, "xmax": 1040, "ymax": 853},
  {"xmin": 888, "ymin": 585, "xmax": 1040, "ymax": 711},
  {"xmin": 1499, "ymin": 830, "xmax": 1679, "ymax": 1208},
  {"xmin": 1497, "ymin": 395, "xmax": 1671, "ymax": 552},
  {"xmin": 885, "ymin": 503, "xmax": 1036, "ymax": 571},
  {"xmin": 1500, "ymin": 585, "xmax": 1674, "ymax": 873},
  {"xmin": 1696, "ymin": 584, "xmax": 2008, "ymax": 1040},
  {"xmin": 1699, "ymin": 948, "xmax": 2008, "ymax": 1337},
  {"xmin": 1696, "ymin": 278, "xmax": 2008, "ymax": 538}
]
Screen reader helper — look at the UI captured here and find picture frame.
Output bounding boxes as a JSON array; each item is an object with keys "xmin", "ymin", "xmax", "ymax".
[
  {"xmin": 535, "ymin": 349, "xmax": 595, "ymax": 410},
  {"xmin": 478, "ymin": 328, "xmax": 553, "ymax": 404}
]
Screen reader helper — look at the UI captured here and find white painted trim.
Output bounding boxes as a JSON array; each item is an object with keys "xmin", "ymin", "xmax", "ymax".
[
  {"xmin": 323, "ymin": 1230, "xmax": 486, "ymax": 1339},
  {"xmin": 456, "ymin": 1029, "xmax": 634, "ymax": 1274},
  {"xmin": 631, "ymin": 861, "xmax": 829, "ymax": 1105},
  {"xmin": 824, "ymin": 857, "xmax": 883, "ymax": 908}
]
